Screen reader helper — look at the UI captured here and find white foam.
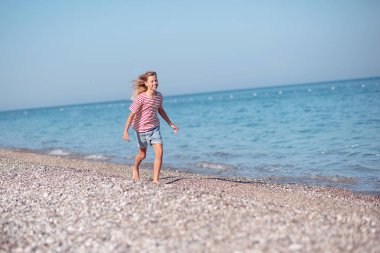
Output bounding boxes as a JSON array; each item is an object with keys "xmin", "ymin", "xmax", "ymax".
[
  {"xmin": 196, "ymin": 161, "xmax": 236, "ymax": 170},
  {"xmin": 49, "ymin": 149, "xmax": 70, "ymax": 156},
  {"xmin": 85, "ymin": 154, "xmax": 108, "ymax": 160},
  {"xmin": 262, "ymin": 165, "xmax": 280, "ymax": 172}
]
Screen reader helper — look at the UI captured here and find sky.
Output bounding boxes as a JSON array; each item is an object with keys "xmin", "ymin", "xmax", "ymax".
[{"xmin": 1, "ymin": 0, "xmax": 380, "ymax": 111}]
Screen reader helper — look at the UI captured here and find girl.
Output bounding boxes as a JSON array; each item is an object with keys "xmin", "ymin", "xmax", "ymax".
[{"xmin": 123, "ymin": 71, "xmax": 179, "ymax": 183}]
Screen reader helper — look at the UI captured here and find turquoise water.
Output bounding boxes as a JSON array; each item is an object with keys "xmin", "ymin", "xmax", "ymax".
[{"xmin": 1, "ymin": 78, "xmax": 379, "ymax": 193}]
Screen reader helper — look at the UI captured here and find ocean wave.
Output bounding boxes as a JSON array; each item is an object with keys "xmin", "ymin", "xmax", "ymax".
[
  {"xmin": 48, "ymin": 149, "xmax": 70, "ymax": 156},
  {"xmin": 196, "ymin": 161, "xmax": 237, "ymax": 171},
  {"xmin": 210, "ymin": 152, "xmax": 239, "ymax": 158},
  {"xmin": 350, "ymin": 164, "xmax": 379, "ymax": 172},
  {"xmin": 41, "ymin": 140, "xmax": 59, "ymax": 145},
  {"xmin": 84, "ymin": 154, "xmax": 109, "ymax": 161},
  {"xmin": 255, "ymin": 165, "xmax": 282, "ymax": 172},
  {"xmin": 312, "ymin": 175, "xmax": 357, "ymax": 184},
  {"xmin": 262, "ymin": 175, "xmax": 358, "ymax": 186}
]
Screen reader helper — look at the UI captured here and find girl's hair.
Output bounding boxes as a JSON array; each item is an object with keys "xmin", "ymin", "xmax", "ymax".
[{"xmin": 132, "ymin": 71, "xmax": 157, "ymax": 99}]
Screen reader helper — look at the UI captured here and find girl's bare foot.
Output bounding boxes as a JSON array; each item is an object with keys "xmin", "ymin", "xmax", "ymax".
[
  {"xmin": 132, "ymin": 167, "xmax": 140, "ymax": 180},
  {"xmin": 152, "ymin": 180, "xmax": 160, "ymax": 184}
]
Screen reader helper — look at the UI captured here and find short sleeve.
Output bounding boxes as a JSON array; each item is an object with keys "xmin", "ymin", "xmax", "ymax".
[
  {"xmin": 159, "ymin": 93, "xmax": 163, "ymax": 108},
  {"xmin": 129, "ymin": 95, "xmax": 142, "ymax": 113}
]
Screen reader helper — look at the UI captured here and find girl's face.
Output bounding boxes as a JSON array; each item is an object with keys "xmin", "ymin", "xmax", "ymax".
[{"xmin": 145, "ymin": 75, "xmax": 159, "ymax": 91}]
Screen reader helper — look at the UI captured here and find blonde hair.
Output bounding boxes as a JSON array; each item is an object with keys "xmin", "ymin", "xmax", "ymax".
[{"xmin": 132, "ymin": 71, "xmax": 157, "ymax": 99}]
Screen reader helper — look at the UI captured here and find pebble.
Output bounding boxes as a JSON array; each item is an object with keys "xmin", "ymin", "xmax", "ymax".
[{"xmin": 1, "ymin": 149, "xmax": 379, "ymax": 253}]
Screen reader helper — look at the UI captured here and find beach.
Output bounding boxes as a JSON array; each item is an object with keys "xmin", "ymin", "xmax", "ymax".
[{"xmin": 1, "ymin": 148, "xmax": 379, "ymax": 253}]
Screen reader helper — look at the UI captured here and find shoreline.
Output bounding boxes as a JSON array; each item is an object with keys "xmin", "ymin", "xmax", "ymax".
[
  {"xmin": 1, "ymin": 148, "xmax": 379, "ymax": 252},
  {"xmin": 3, "ymin": 146, "xmax": 379, "ymax": 196}
]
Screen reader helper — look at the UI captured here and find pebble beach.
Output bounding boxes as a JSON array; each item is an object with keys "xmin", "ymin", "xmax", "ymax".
[{"xmin": 1, "ymin": 148, "xmax": 379, "ymax": 253}]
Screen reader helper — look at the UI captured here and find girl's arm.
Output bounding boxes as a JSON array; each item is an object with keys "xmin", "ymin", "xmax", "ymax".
[
  {"xmin": 158, "ymin": 107, "xmax": 179, "ymax": 133},
  {"xmin": 123, "ymin": 112, "xmax": 135, "ymax": 141}
]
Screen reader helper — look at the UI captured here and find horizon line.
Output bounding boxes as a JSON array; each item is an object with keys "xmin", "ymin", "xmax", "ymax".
[{"xmin": 1, "ymin": 75, "xmax": 379, "ymax": 113}]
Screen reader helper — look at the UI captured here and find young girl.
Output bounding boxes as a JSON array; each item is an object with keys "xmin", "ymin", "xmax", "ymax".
[{"xmin": 123, "ymin": 71, "xmax": 179, "ymax": 183}]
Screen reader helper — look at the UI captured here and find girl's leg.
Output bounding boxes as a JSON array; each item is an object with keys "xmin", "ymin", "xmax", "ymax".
[
  {"xmin": 152, "ymin": 144, "xmax": 163, "ymax": 183},
  {"xmin": 133, "ymin": 148, "xmax": 146, "ymax": 180}
]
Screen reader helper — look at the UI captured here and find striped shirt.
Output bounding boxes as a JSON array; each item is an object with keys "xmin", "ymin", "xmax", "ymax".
[{"xmin": 129, "ymin": 92, "xmax": 163, "ymax": 132}]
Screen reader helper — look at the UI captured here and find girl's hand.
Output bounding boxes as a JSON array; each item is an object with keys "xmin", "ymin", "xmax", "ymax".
[
  {"xmin": 123, "ymin": 130, "xmax": 130, "ymax": 141},
  {"xmin": 170, "ymin": 123, "xmax": 179, "ymax": 134}
]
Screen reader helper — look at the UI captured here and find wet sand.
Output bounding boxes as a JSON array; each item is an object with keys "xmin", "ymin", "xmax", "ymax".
[{"xmin": 1, "ymin": 148, "xmax": 379, "ymax": 252}]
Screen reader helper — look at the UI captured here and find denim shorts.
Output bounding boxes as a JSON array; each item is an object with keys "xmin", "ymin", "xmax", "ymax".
[{"xmin": 135, "ymin": 126, "xmax": 163, "ymax": 149}]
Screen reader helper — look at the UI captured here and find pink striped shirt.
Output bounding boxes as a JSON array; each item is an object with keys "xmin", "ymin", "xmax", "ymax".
[{"xmin": 129, "ymin": 92, "xmax": 163, "ymax": 132}]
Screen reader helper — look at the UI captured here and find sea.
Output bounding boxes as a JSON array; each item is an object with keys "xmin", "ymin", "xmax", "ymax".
[{"xmin": 1, "ymin": 77, "xmax": 379, "ymax": 194}]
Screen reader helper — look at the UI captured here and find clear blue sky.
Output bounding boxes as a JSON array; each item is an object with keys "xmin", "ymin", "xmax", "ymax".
[{"xmin": 1, "ymin": 0, "xmax": 379, "ymax": 111}]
